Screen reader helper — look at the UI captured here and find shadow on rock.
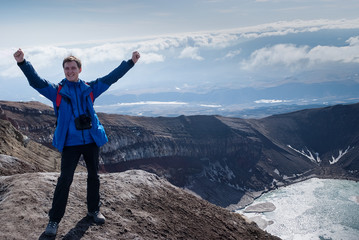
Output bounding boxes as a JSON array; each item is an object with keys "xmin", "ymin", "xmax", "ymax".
[
  {"xmin": 63, "ymin": 217, "xmax": 93, "ymax": 240},
  {"xmin": 38, "ymin": 217, "xmax": 93, "ymax": 240}
]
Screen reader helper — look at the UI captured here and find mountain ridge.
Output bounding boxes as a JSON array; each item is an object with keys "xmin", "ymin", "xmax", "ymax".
[{"xmin": 1, "ymin": 100, "xmax": 358, "ymax": 209}]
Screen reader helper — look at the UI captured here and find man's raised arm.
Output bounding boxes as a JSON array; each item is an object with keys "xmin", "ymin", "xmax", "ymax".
[{"xmin": 13, "ymin": 48, "xmax": 57, "ymax": 102}]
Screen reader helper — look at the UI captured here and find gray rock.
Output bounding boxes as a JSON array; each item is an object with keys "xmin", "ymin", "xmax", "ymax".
[{"xmin": 244, "ymin": 202, "xmax": 276, "ymax": 213}]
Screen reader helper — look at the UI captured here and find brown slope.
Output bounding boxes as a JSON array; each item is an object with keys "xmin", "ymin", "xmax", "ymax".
[
  {"xmin": 0, "ymin": 118, "xmax": 60, "ymax": 174},
  {"xmin": 0, "ymin": 170, "xmax": 280, "ymax": 240},
  {"xmin": 0, "ymin": 100, "xmax": 56, "ymax": 148}
]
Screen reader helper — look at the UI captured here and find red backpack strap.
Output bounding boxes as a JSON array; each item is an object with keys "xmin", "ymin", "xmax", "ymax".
[
  {"xmin": 86, "ymin": 82, "xmax": 94, "ymax": 103},
  {"xmin": 56, "ymin": 85, "xmax": 63, "ymax": 108},
  {"xmin": 89, "ymin": 91, "xmax": 94, "ymax": 103},
  {"xmin": 56, "ymin": 83, "xmax": 93, "ymax": 108}
]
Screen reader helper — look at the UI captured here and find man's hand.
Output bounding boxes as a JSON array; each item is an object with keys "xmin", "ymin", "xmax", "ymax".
[
  {"xmin": 132, "ymin": 51, "xmax": 140, "ymax": 64},
  {"xmin": 14, "ymin": 48, "xmax": 25, "ymax": 63}
]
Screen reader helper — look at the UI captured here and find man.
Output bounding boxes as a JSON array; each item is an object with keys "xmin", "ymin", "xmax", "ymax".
[{"xmin": 14, "ymin": 48, "xmax": 140, "ymax": 236}]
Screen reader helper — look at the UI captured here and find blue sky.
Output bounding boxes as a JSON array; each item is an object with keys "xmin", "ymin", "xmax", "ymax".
[{"xmin": 1, "ymin": 0, "xmax": 359, "ymax": 116}]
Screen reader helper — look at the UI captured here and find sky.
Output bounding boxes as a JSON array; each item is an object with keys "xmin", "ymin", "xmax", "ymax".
[
  {"xmin": 1, "ymin": 0, "xmax": 359, "ymax": 48},
  {"xmin": 1, "ymin": 0, "xmax": 359, "ymax": 116}
]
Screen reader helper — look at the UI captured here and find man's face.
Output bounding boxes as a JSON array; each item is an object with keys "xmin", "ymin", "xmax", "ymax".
[{"xmin": 64, "ymin": 61, "xmax": 81, "ymax": 82}]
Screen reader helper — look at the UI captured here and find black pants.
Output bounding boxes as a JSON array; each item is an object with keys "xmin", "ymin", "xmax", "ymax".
[{"xmin": 49, "ymin": 143, "xmax": 100, "ymax": 223}]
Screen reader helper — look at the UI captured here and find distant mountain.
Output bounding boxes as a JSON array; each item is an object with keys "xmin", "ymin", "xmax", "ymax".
[
  {"xmin": 94, "ymin": 80, "xmax": 359, "ymax": 118},
  {"xmin": 1, "ymin": 100, "xmax": 358, "ymax": 209},
  {"xmin": 252, "ymin": 104, "xmax": 359, "ymax": 170}
]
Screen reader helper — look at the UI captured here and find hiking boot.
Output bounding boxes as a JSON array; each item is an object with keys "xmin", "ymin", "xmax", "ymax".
[
  {"xmin": 45, "ymin": 221, "xmax": 58, "ymax": 236},
  {"xmin": 87, "ymin": 211, "xmax": 106, "ymax": 224}
]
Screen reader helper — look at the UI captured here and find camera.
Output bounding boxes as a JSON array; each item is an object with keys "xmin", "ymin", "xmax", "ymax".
[{"xmin": 75, "ymin": 114, "xmax": 92, "ymax": 130}]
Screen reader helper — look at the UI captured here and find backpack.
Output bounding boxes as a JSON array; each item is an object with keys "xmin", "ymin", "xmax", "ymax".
[{"xmin": 56, "ymin": 84, "xmax": 94, "ymax": 109}]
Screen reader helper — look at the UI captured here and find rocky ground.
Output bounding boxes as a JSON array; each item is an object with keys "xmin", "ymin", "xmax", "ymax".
[
  {"xmin": 0, "ymin": 104, "xmax": 282, "ymax": 239},
  {"xmin": 0, "ymin": 169, "xmax": 280, "ymax": 240}
]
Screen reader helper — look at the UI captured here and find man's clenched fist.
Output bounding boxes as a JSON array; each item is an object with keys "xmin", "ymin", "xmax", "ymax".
[{"xmin": 14, "ymin": 48, "xmax": 24, "ymax": 63}]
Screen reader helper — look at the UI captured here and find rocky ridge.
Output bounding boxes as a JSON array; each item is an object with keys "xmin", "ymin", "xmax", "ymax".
[
  {"xmin": 1, "ymin": 100, "xmax": 358, "ymax": 209},
  {"xmin": 0, "ymin": 162, "xmax": 278, "ymax": 239},
  {"xmin": 0, "ymin": 101, "xmax": 281, "ymax": 239}
]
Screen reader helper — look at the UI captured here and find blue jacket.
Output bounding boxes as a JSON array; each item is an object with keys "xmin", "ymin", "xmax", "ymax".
[{"xmin": 18, "ymin": 59, "xmax": 134, "ymax": 152}]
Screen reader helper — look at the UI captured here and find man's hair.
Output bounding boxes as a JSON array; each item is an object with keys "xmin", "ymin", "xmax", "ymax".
[{"xmin": 63, "ymin": 55, "xmax": 82, "ymax": 69}]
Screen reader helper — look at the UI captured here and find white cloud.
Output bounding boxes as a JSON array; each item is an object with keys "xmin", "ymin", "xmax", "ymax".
[
  {"xmin": 25, "ymin": 46, "xmax": 70, "ymax": 67},
  {"xmin": 241, "ymin": 44, "xmax": 309, "ymax": 70},
  {"xmin": 238, "ymin": 18, "xmax": 359, "ymax": 39},
  {"xmin": 308, "ymin": 43, "xmax": 359, "ymax": 64},
  {"xmin": 2, "ymin": 18, "xmax": 359, "ymax": 79},
  {"xmin": 140, "ymin": 53, "xmax": 165, "ymax": 64},
  {"xmin": 179, "ymin": 47, "xmax": 204, "ymax": 60},
  {"xmin": 254, "ymin": 99, "xmax": 291, "ymax": 104},
  {"xmin": 242, "ymin": 35, "xmax": 359, "ymax": 70},
  {"xmin": 215, "ymin": 49, "xmax": 241, "ymax": 61},
  {"xmin": 347, "ymin": 36, "xmax": 359, "ymax": 46},
  {"xmin": 225, "ymin": 50, "xmax": 241, "ymax": 58},
  {"xmin": 96, "ymin": 101, "xmax": 188, "ymax": 107},
  {"xmin": 200, "ymin": 104, "xmax": 222, "ymax": 108}
]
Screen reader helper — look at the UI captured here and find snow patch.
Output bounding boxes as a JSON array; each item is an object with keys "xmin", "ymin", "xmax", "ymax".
[
  {"xmin": 287, "ymin": 145, "xmax": 321, "ymax": 164},
  {"xmin": 288, "ymin": 145, "xmax": 353, "ymax": 165},
  {"xmin": 329, "ymin": 146, "xmax": 352, "ymax": 164}
]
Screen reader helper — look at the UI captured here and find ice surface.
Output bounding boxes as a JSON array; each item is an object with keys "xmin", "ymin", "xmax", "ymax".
[{"xmin": 239, "ymin": 178, "xmax": 359, "ymax": 240}]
